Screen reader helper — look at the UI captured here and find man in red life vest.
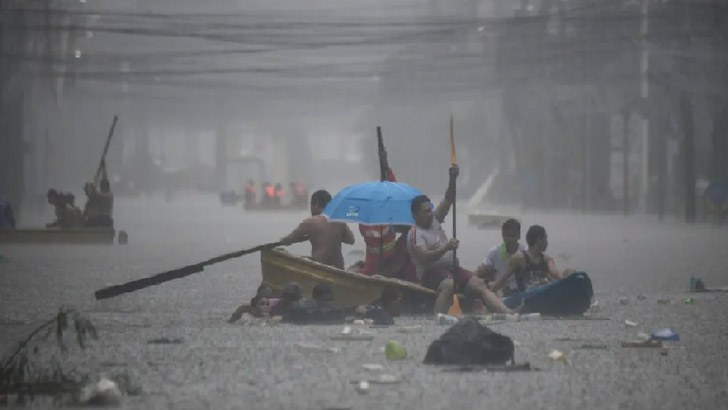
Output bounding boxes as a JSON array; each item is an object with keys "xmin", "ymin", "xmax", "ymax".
[
  {"xmin": 358, "ymin": 146, "xmax": 404, "ymax": 277},
  {"xmin": 291, "ymin": 180, "xmax": 308, "ymax": 208},
  {"xmin": 273, "ymin": 183, "xmax": 285, "ymax": 206},
  {"xmin": 244, "ymin": 179, "xmax": 256, "ymax": 206}
]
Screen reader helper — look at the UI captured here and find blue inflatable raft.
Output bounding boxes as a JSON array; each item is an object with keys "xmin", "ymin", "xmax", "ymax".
[{"xmin": 502, "ymin": 272, "xmax": 593, "ymax": 316}]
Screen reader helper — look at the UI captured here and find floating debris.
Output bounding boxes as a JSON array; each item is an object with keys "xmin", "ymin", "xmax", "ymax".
[
  {"xmin": 330, "ymin": 335, "xmax": 374, "ymax": 341},
  {"xmin": 355, "ymin": 381, "xmax": 370, "ymax": 394},
  {"xmin": 361, "ymin": 364, "xmax": 385, "ymax": 372},
  {"xmin": 548, "ymin": 349, "xmax": 567, "ymax": 361},
  {"xmin": 621, "ymin": 340, "xmax": 663, "ymax": 348},
  {"xmin": 575, "ymin": 344, "xmax": 608, "ymax": 350},
  {"xmin": 625, "ymin": 320, "xmax": 638, "ymax": 327},
  {"xmin": 146, "ymin": 337, "xmax": 183, "ymax": 345}
]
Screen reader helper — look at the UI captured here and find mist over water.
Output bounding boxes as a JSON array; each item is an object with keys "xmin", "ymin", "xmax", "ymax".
[{"xmin": 2, "ymin": 0, "xmax": 728, "ymax": 408}]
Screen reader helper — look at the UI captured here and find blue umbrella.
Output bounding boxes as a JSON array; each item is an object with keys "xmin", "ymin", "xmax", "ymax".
[{"xmin": 323, "ymin": 181, "xmax": 426, "ymax": 226}]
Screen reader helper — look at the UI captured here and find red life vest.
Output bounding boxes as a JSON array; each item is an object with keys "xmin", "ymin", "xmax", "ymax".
[
  {"xmin": 358, "ymin": 168, "xmax": 397, "ymax": 275},
  {"xmin": 264, "ymin": 185, "xmax": 274, "ymax": 197}
]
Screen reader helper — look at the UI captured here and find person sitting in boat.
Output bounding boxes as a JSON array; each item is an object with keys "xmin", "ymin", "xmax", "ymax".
[
  {"xmin": 279, "ymin": 189, "xmax": 355, "ymax": 270},
  {"xmin": 290, "ymin": 180, "xmax": 308, "ymax": 208},
  {"xmin": 262, "ymin": 182, "xmax": 275, "ymax": 206},
  {"xmin": 46, "ymin": 189, "xmax": 84, "ymax": 229},
  {"xmin": 489, "ymin": 225, "xmax": 574, "ymax": 296},
  {"xmin": 407, "ymin": 165, "xmax": 516, "ymax": 315},
  {"xmin": 476, "ymin": 218, "xmax": 525, "ymax": 296},
  {"xmin": 273, "ymin": 183, "xmax": 285, "ymax": 207},
  {"xmin": 83, "ymin": 177, "xmax": 114, "ymax": 228},
  {"xmin": 0, "ymin": 197, "xmax": 15, "ymax": 229},
  {"xmin": 244, "ymin": 179, "xmax": 257, "ymax": 206}
]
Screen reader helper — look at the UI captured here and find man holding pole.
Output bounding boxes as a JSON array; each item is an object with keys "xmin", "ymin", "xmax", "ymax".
[{"xmin": 407, "ymin": 165, "xmax": 516, "ymax": 314}]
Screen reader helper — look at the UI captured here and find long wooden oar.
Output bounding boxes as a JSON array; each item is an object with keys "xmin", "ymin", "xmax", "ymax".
[
  {"xmin": 448, "ymin": 114, "xmax": 462, "ymax": 316},
  {"xmin": 94, "ymin": 241, "xmax": 283, "ymax": 300},
  {"xmin": 450, "ymin": 114, "xmax": 457, "ymax": 267},
  {"xmin": 95, "ymin": 115, "xmax": 118, "ymax": 183}
]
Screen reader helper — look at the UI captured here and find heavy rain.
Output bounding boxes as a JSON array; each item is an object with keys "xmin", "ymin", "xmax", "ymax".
[{"xmin": 1, "ymin": 0, "xmax": 727, "ymax": 409}]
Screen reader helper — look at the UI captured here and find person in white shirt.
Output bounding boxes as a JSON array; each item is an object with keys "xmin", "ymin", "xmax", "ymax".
[{"xmin": 476, "ymin": 218, "xmax": 525, "ymax": 296}]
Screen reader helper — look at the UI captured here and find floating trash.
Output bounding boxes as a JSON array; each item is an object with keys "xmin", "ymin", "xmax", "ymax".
[
  {"xmin": 385, "ymin": 341, "xmax": 407, "ymax": 360},
  {"xmin": 651, "ymin": 328, "xmax": 680, "ymax": 341},
  {"xmin": 625, "ymin": 320, "xmax": 637, "ymax": 327},
  {"xmin": 621, "ymin": 340, "xmax": 663, "ymax": 348},
  {"xmin": 547, "ymin": 349, "xmax": 566, "ymax": 361},
  {"xmin": 396, "ymin": 325, "xmax": 423, "ymax": 334},
  {"xmin": 361, "ymin": 364, "xmax": 385, "ymax": 372},
  {"xmin": 355, "ymin": 381, "xmax": 370, "ymax": 394}
]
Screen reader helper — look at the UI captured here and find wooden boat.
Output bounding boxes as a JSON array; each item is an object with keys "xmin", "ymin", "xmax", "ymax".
[
  {"xmin": 467, "ymin": 212, "xmax": 517, "ymax": 229},
  {"xmin": 0, "ymin": 227, "xmax": 117, "ymax": 244},
  {"xmin": 261, "ymin": 248, "xmax": 435, "ymax": 308}
]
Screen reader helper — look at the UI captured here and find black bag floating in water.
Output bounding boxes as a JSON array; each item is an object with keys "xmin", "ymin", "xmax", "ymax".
[{"xmin": 424, "ymin": 317, "xmax": 514, "ymax": 365}]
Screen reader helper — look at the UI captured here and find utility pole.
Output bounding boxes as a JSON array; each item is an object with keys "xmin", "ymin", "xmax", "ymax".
[
  {"xmin": 622, "ymin": 108, "xmax": 630, "ymax": 216},
  {"xmin": 681, "ymin": 91, "xmax": 696, "ymax": 223},
  {"xmin": 638, "ymin": 0, "xmax": 650, "ymax": 213}
]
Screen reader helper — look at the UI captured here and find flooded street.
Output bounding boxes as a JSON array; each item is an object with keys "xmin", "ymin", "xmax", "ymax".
[{"xmin": 2, "ymin": 194, "xmax": 727, "ymax": 409}]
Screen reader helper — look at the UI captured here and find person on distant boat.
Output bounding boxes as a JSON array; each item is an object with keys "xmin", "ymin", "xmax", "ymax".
[
  {"xmin": 46, "ymin": 189, "xmax": 84, "ymax": 228},
  {"xmin": 476, "ymin": 218, "xmax": 525, "ymax": 296},
  {"xmin": 0, "ymin": 197, "xmax": 15, "ymax": 229},
  {"xmin": 407, "ymin": 165, "xmax": 516, "ymax": 315},
  {"xmin": 83, "ymin": 171, "xmax": 114, "ymax": 228},
  {"xmin": 273, "ymin": 183, "xmax": 285, "ymax": 207},
  {"xmin": 489, "ymin": 225, "xmax": 574, "ymax": 296},
  {"xmin": 290, "ymin": 181, "xmax": 308, "ymax": 208},
  {"xmin": 279, "ymin": 189, "xmax": 355, "ymax": 269},
  {"xmin": 262, "ymin": 182, "xmax": 275, "ymax": 206},
  {"xmin": 244, "ymin": 179, "xmax": 257, "ymax": 207}
]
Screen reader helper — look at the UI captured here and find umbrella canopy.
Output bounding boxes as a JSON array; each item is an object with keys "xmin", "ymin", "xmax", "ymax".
[{"xmin": 323, "ymin": 181, "xmax": 426, "ymax": 226}]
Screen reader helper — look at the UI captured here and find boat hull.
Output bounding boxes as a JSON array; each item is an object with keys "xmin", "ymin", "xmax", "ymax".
[
  {"xmin": 261, "ymin": 248, "xmax": 435, "ymax": 308},
  {"xmin": 0, "ymin": 228, "xmax": 116, "ymax": 244}
]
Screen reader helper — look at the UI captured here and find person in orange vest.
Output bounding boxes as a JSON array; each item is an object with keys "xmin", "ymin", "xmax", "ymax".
[
  {"xmin": 244, "ymin": 179, "xmax": 256, "ymax": 206},
  {"xmin": 273, "ymin": 183, "xmax": 285, "ymax": 206},
  {"xmin": 263, "ymin": 182, "xmax": 274, "ymax": 206},
  {"xmin": 290, "ymin": 180, "xmax": 308, "ymax": 208},
  {"xmin": 358, "ymin": 146, "xmax": 401, "ymax": 276}
]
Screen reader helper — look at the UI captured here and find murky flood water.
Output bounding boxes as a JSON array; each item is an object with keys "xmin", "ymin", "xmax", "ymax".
[{"xmin": 2, "ymin": 194, "xmax": 727, "ymax": 409}]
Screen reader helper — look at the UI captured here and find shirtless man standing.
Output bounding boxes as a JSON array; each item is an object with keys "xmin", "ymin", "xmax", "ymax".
[
  {"xmin": 280, "ymin": 189, "xmax": 355, "ymax": 269},
  {"xmin": 490, "ymin": 225, "xmax": 573, "ymax": 295}
]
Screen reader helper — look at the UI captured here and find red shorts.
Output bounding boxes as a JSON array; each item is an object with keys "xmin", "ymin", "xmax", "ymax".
[{"xmin": 421, "ymin": 267, "xmax": 474, "ymax": 293}]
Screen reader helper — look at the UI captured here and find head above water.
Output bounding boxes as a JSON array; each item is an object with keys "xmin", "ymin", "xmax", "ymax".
[
  {"xmin": 411, "ymin": 195, "xmax": 433, "ymax": 229},
  {"xmin": 47, "ymin": 189, "xmax": 58, "ymax": 204},
  {"xmin": 501, "ymin": 218, "xmax": 521, "ymax": 247},
  {"xmin": 256, "ymin": 284, "xmax": 273, "ymax": 298},
  {"xmin": 250, "ymin": 295, "xmax": 270, "ymax": 318},
  {"xmin": 525, "ymin": 224, "xmax": 548, "ymax": 252},
  {"xmin": 312, "ymin": 282, "xmax": 335, "ymax": 307},
  {"xmin": 281, "ymin": 282, "xmax": 302, "ymax": 302},
  {"xmin": 310, "ymin": 189, "xmax": 331, "ymax": 216}
]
